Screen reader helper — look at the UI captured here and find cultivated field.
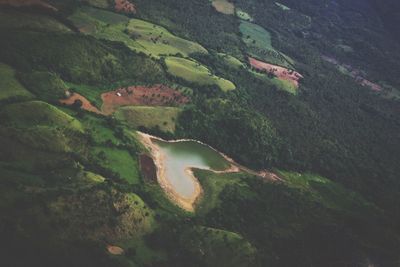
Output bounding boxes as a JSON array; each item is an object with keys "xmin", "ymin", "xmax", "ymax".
[
  {"xmin": 217, "ymin": 53, "xmax": 245, "ymax": 69},
  {"xmin": 240, "ymin": 21, "xmax": 273, "ymax": 52},
  {"xmin": 101, "ymin": 84, "xmax": 189, "ymax": 115},
  {"xmin": 165, "ymin": 57, "xmax": 236, "ymax": 92},
  {"xmin": 127, "ymin": 19, "xmax": 208, "ymax": 57},
  {"xmin": 249, "ymin": 57, "xmax": 303, "ymax": 91},
  {"xmin": 70, "ymin": 7, "xmax": 207, "ymax": 57},
  {"xmin": 240, "ymin": 21, "xmax": 293, "ymax": 67}
]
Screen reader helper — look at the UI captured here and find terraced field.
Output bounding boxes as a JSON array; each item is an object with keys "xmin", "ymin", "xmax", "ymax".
[{"xmin": 165, "ymin": 57, "xmax": 236, "ymax": 92}]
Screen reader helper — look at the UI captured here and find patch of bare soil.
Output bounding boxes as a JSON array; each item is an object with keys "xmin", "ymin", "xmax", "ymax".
[
  {"xmin": 107, "ymin": 245, "xmax": 124, "ymax": 255},
  {"xmin": 249, "ymin": 57, "xmax": 303, "ymax": 88},
  {"xmin": 101, "ymin": 84, "xmax": 189, "ymax": 115},
  {"xmin": 115, "ymin": 0, "xmax": 136, "ymax": 14},
  {"xmin": 60, "ymin": 92, "xmax": 103, "ymax": 115}
]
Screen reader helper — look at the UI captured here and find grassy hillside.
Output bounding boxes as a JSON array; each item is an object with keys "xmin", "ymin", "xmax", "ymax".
[
  {"xmin": 0, "ymin": 63, "xmax": 34, "ymax": 103},
  {"xmin": 195, "ymin": 170, "xmax": 398, "ymax": 266},
  {"xmin": 0, "ymin": 9, "xmax": 71, "ymax": 32},
  {"xmin": 180, "ymin": 226, "xmax": 257, "ymax": 267},
  {"xmin": 0, "ymin": 2, "xmax": 399, "ymax": 267},
  {"xmin": 0, "ymin": 101, "xmax": 83, "ymax": 131},
  {"xmin": 69, "ymin": 6, "xmax": 208, "ymax": 58},
  {"xmin": 18, "ymin": 71, "xmax": 68, "ymax": 102},
  {"xmin": 116, "ymin": 106, "xmax": 181, "ymax": 133},
  {"xmin": 165, "ymin": 56, "xmax": 236, "ymax": 92},
  {"xmin": 90, "ymin": 146, "xmax": 140, "ymax": 184},
  {"xmin": 0, "ymin": 30, "xmax": 166, "ymax": 86},
  {"xmin": 127, "ymin": 18, "xmax": 208, "ymax": 57},
  {"xmin": 133, "ymin": 0, "xmax": 244, "ymax": 57},
  {"xmin": 239, "ymin": 20, "xmax": 293, "ymax": 67}
]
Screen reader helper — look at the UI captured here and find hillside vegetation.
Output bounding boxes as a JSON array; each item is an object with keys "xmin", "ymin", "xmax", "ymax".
[{"xmin": 0, "ymin": 1, "xmax": 399, "ymax": 267}]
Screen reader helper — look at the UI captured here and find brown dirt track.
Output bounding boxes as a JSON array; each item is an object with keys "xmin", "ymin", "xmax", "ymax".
[
  {"xmin": 249, "ymin": 57, "xmax": 303, "ymax": 88},
  {"xmin": 60, "ymin": 92, "xmax": 103, "ymax": 114},
  {"xmin": 101, "ymin": 84, "xmax": 189, "ymax": 115}
]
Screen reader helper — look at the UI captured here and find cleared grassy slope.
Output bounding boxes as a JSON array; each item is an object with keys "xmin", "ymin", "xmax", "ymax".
[
  {"xmin": 0, "ymin": 101, "xmax": 83, "ymax": 131},
  {"xmin": 0, "ymin": 63, "xmax": 34, "ymax": 102},
  {"xmin": 116, "ymin": 106, "xmax": 181, "ymax": 133},
  {"xmin": 165, "ymin": 56, "xmax": 236, "ymax": 92},
  {"xmin": 0, "ymin": 30, "xmax": 166, "ymax": 86},
  {"xmin": 240, "ymin": 21, "xmax": 293, "ymax": 67},
  {"xmin": 69, "ymin": 6, "xmax": 207, "ymax": 58}
]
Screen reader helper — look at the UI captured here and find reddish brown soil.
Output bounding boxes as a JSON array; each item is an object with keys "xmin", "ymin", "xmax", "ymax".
[
  {"xmin": 139, "ymin": 154, "xmax": 157, "ymax": 183},
  {"xmin": 249, "ymin": 57, "xmax": 303, "ymax": 88},
  {"xmin": 115, "ymin": 0, "xmax": 136, "ymax": 14},
  {"xmin": 101, "ymin": 84, "xmax": 189, "ymax": 115},
  {"xmin": 60, "ymin": 92, "xmax": 103, "ymax": 115},
  {"xmin": 0, "ymin": 0, "xmax": 57, "ymax": 11}
]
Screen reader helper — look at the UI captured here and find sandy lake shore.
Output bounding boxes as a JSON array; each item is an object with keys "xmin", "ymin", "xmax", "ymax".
[{"xmin": 136, "ymin": 132, "xmax": 243, "ymax": 212}]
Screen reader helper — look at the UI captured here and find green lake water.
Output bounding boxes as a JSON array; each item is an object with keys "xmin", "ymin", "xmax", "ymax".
[{"xmin": 153, "ymin": 139, "xmax": 230, "ymax": 198}]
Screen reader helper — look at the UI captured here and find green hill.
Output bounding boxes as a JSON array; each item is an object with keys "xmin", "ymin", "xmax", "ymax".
[
  {"xmin": 0, "ymin": 1, "xmax": 399, "ymax": 267},
  {"xmin": 165, "ymin": 56, "xmax": 236, "ymax": 92},
  {"xmin": 0, "ymin": 63, "xmax": 34, "ymax": 103}
]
